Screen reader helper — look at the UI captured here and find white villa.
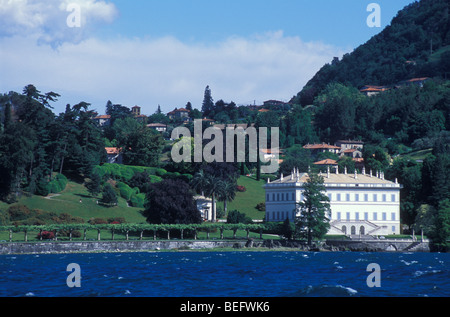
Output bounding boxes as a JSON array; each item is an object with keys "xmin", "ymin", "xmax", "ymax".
[
  {"xmin": 264, "ymin": 168, "xmax": 402, "ymax": 236},
  {"xmin": 195, "ymin": 195, "xmax": 213, "ymax": 221}
]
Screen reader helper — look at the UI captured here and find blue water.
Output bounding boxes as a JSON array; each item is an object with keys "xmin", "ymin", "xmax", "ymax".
[{"xmin": 0, "ymin": 251, "xmax": 448, "ymax": 297}]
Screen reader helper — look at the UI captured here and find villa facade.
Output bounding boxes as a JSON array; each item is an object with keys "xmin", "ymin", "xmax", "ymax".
[{"xmin": 264, "ymin": 168, "xmax": 402, "ymax": 236}]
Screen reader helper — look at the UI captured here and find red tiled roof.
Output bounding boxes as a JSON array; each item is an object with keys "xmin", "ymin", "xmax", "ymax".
[
  {"xmin": 314, "ymin": 159, "xmax": 338, "ymax": 165},
  {"xmin": 94, "ymin": 115, "xmax": 111, "ymax": 119},
  {"xmin": 105, "ymin": 147, "xmax": 121, "ymax": 155},
  {"xmin": 304, "ymin": 143, "xmax": 340, "ymax": 150}
]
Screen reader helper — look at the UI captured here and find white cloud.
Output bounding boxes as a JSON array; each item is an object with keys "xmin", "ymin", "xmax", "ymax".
[
  {"xmin": 0, "ymin": 0, "xmax": 118, "ymax": 45},
  {"xmin": 0, "ymin": 29, "xmax": 344, "ymax": 115}
]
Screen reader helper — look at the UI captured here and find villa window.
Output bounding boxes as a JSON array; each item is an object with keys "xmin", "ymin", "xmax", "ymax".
[{"xmin": 355, "ymin": 194, "xmax": 359, "ymax": 202}]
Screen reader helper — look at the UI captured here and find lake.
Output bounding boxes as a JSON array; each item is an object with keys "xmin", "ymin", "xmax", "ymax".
[{"xmin": 0, "ymin": 251, "xmax": 448, "ymax": 298}]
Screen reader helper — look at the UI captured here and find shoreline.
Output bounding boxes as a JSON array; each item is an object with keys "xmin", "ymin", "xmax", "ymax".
[{"xmin": 0, "ymin": 238, "xmax": 432, "ymax": 255}]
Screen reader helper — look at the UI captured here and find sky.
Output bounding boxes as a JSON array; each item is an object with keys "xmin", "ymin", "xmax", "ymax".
[{"xmin": 0, "ymin": 0, "xmax": 417, "ymax": 115}]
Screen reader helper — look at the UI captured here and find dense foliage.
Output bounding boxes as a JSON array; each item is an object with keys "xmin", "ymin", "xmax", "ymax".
[{"xmin": 293, "ymin": 0, "xmax": 450, "ymax": 106}]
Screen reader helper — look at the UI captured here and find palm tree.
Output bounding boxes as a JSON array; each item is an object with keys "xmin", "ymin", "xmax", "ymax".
[
  {"xmin": 217, "ymin": 179, "xmax": 237, "ymax": 217},
  {"xmin": 191, "ymin": 169, "xmax": 208, "ymax": 197},
  {"xmin": 191, "ymin": 170, "xmax": 224, "ymax": 222},
  {"xmin": 204, "ymin": 174, "xmax": 225, "ymax": 222}
]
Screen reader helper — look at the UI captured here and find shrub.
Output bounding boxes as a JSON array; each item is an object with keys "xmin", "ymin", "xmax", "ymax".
[
  {"xmin": 37, "ymin": 231, "xmax": 55, "ymax": 240},
  {"xmin": 48, "ymin": 174, "xmax": 68, "ymax": 194},
  {"xmin": 101, "ymin": 183, "xmax": 118, "ymax": 207},
  {"xmin": 256, "ymin": 202, "xmax": 266, "ymax": 211},
  {"xmin": 107, "ymin": 217, "xmax": 126, "ymax": 224},
  {"xmin": 227, "ymin": 210, "xmax": 253, "ymax": 224},
  {"xmin": 7, "ymin": 205, "xmax": 31, "ymax": 221},
  {"xmin": 88, "ymin": 218, "xmax": 108, "ymax": 225},
  {"xmin": 236, "ymin": 185, "xmax": 246, "ymax": 192},
  {"xmin": 117, "ymin": 182, "xmax": 134, "ymax": 201},
  {"xmin": 130, "ymin": 193, "xmax": 146, "ymax": 208}
]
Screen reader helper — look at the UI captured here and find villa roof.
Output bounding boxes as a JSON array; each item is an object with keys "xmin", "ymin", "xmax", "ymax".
[{"xmin": 266, "ymin": 170, "xmax": 398, "ymax": 186}]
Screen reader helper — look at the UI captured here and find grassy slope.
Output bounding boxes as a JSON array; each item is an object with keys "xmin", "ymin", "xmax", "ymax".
[
  {"xmin": 218, "ymin": 176, "xmax": 266, "ymax": 220},
  {"xmin": 0, "ymin": 175, "xmax": 267, "ymax": 226},
  {"xmin": 2, "ymin": 181, "xmax": 147, "ymax": 224}
]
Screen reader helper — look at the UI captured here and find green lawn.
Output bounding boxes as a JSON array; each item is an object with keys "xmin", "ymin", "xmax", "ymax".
[
  {"xmin": 399, "ymin": 148, "xmax": 433, "ymax": 161},
  {"xmin": 217, "ymin": 176, "xmax": 267, "ymax": 220},
  {"xmin": 3, "ymin": 181, "xmax": 147, "ymax": 224},
  {"xmin": 1, "ymin": 175, "xmax": 267, "ymax": 227}
]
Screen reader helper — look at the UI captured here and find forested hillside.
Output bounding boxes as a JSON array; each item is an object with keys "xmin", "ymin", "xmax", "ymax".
[{"xmin": 292, "ymin": 0, "xmax": 450, "ymax": 106}]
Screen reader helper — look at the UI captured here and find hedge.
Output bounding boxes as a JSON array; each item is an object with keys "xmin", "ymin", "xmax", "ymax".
[
  {"xmin": 0, "ymin": 223, "xmax": 267, "ymax": 241},
  {"xmin": 93, "ymin": 164, "xmax": 168, "ymax": 182}
]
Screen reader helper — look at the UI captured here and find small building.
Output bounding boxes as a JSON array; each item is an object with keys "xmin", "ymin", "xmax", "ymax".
[
  {"xmin": 335, "ymin": 140, "xmax": 364, "ymax": 151},
  {"xmin": 167, "ymin": 108, "xmax": 190, "ymax": 121},
  {"xmin": 264, "ymin": 168, "xmax": 402, "ymax": 236},
  {"xmin": 147, "ymin": 123, "xmax": 167, "ymax": 133},
  {"xmin": 313, "ymin": 159, "xmax": 338, "ymax": 170},
  {"xmin": 303, "ymin": 143, "xmax": 341, "ymax": 155},
  {"xmin": 92, "ymin": 115, "xmax": 111, "ymax": 127},
  {"xmin": 359, "ymin": 85, "xmax": 390, "ymax": 97},
  {"xmin": 132, "ymin": 106, "xmax": 141, "ymax": 116},
  {"xmin": 195, "ymin": 196, "xmax": 213, "ymax": 221},
  {"xmin": 105, "ymin": 147, "xmax": 123, "ymax": 164}
]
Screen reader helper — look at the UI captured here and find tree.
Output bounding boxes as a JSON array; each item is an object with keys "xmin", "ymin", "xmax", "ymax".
[
  {"xmin": 143, "ymin": 179, "xmax": 202, "ymax": 224},
  {"xmin": 295, "ymin": 173, "xmax": 331, "ymax": 246},
  {"xmin": 216, "ymin": 179, "xmax": 237, "ymax": 217},
  {"xmin": 227, "ymin": 209, "xmax": 252, "ymax": 224},
  {"xmin": 122, "ymin": 127, "xmax": 165, "ymax": 167},
  {"xmin": 201, "ymin": 86, "xmax": 214, "ymax": 117},
  {"xmin": 431, "ymin": 199, "xmax": 450, "ymax": 252},
  {"xmin": 281, "ymin": 217, "xmax": 294, "ymax": 240},
  {"xmin": 85, "ymin": 172, "xmax": 102, "ymax": 197},
  {"xmin": 101, "ymin": 183, "xmax": 118, "ymax": 207}
]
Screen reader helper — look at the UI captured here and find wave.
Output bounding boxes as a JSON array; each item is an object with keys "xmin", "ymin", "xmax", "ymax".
[
  {"xmin": 413, "ymin": 270, "xmax": 442, "ymax": 278},
  {"xmin": 289, "ymin": 284, "xmax": 358, "ymax": 297}
]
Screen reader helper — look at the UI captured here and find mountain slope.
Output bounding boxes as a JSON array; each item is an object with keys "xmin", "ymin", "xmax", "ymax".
[{"xmin": 292, "ymin": 0, "xmax": 450, "ymax": 106}]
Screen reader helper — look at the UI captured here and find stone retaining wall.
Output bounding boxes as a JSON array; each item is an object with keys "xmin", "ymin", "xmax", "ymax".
[
  {"xmin": 0, "ymin": 238, "xmax": 431, "ymax": 255},
  {"xmin": 325, "ymin": 239, "xmax": 430, "ymax": 252}
]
